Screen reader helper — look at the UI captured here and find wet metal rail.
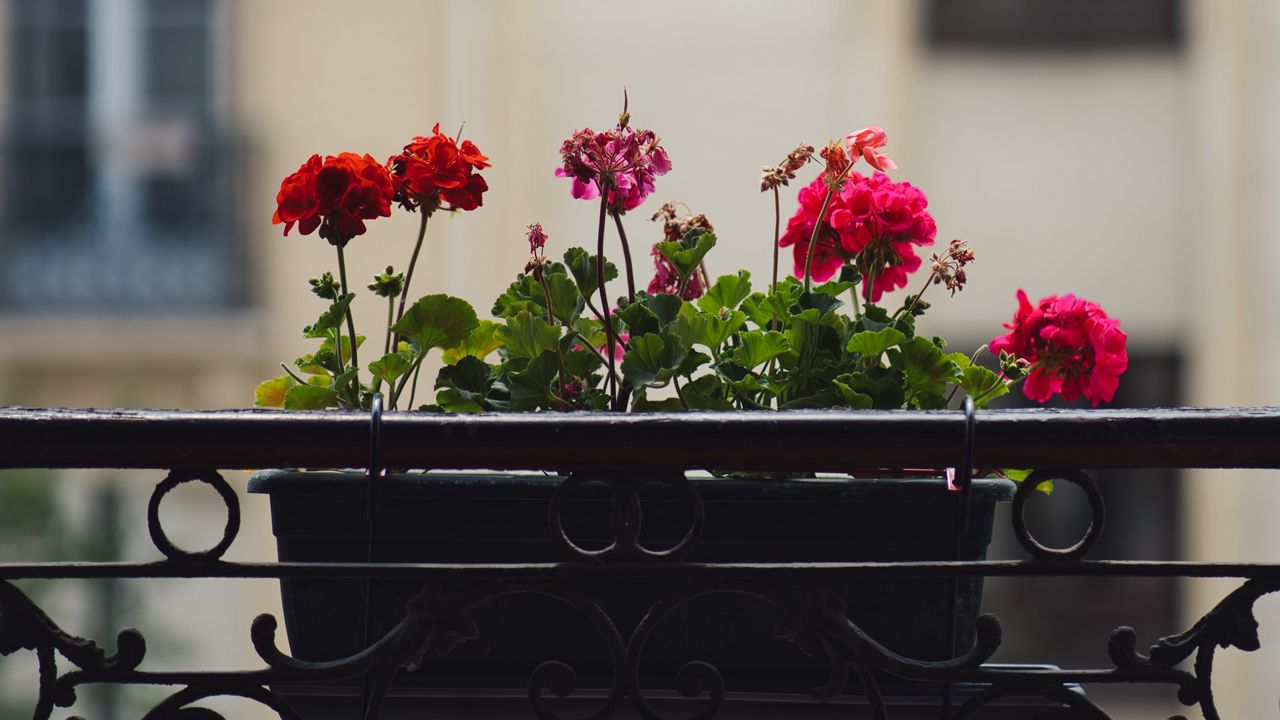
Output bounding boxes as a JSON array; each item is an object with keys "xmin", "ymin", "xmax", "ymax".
[{"xmin": 0, "ymin": 403, "xmax": 1276, "ymax": 719}]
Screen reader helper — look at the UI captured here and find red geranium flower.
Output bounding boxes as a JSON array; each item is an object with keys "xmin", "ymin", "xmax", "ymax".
[
  {"xmin": 388, "ymin": 124, "xmax": 490, "ymax": 214},
  {"xmin": 272, "ymin": 152, "xmax": 394, "ymax": 246},
  {"xmin": 780, "ymin": 172, "xmax": 936, "ymax": 299},
  {"xmin": 990, "ymin": 290, "xmax": 1128, "ymax": 407}
]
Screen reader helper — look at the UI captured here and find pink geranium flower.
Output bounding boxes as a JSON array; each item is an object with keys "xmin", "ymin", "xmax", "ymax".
[
  {"xmin": 555, "ymin": 120, "xmax": 671, "ymax": 214},
  {"xmin": 846, "ymin": 126, "xmax": 896, "ymax": 172},
  {"xmin": 990, "ymin": 290, "xmax": 1128, "ymax": 407}
]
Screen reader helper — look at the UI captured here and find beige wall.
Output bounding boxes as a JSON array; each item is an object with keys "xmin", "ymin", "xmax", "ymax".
[{"xmin": 4, "ymin": 0, "xmax": 1280, "ymax": 716}]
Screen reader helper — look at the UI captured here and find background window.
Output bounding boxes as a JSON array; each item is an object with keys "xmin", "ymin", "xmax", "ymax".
[{"xmin": 1, "ymin": 0, "xmax": 241, "ymax": 313}]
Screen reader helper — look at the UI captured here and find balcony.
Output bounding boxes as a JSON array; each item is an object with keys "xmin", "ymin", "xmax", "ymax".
[{"xmin": 0, "ymin": 405, "xmax": 1276, "ymax": 719}]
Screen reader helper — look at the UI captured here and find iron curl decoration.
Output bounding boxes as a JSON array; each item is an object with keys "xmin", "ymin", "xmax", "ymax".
[
  {"xmin": 140, "ymin": 685, "xmax": 304, "ymax": 720},
  {"xmin": 949, "ymin": 683, "xmax": 1111, "ymax": 719},
  {"xmin": 1105, "ymin": 577, "xmax": 1280, "ymax": 720},
  {"xmin": 0, "ymin": 580, "xmax": 145, "ymax": 720},
  {"xmin": 548, "ymin": 472, "xmax": 705, "ymax": 561},
  {"xmin": 1011, "ymin": 469, "xmax": 1105, "ymax": 560},
  {"xmin": 146, "ymin": 469, "xmax": 240, "ymax": 562}
]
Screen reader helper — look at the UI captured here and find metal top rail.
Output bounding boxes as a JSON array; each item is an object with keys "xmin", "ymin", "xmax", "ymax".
[{"xmin": 1, "ymin": 405, "xmax": 1278, "ymax": 471}]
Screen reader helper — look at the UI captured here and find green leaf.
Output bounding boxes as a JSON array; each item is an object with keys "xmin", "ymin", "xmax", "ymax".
[
  {"xmin": 741, "ymin": 279, "xmax": 803, "ymax": 328},
  {"xmin": 697, "ymin": 271, "xmax": 753, "ymax": 314},
  {"xmin": 680, "ymin": 376, "xmax": 734, "ymax": 410},
  {"xmin": 254, "ymin": 375, "xmax": 296, "ymax": 407},
  {"xmin": 614, "ymin": 299, "xmax": 660, "ymax": 337},
  {"xmin": 392, "ymin": 294, "xmax": 480, "ymax": 352},
  {"xmin": 890, "ymin": 336, "xmax": 963, "ymax": 410},
  {"xmin": 507, "ymin": 350, "xmax": 562, "ymax": 411},
  {"xmin": 303, "ymin": 294, "xmax": 354, "ymax": 339},
  {"xmin": 563, "ymin": 347, "xmax": 603, "ymax": 378},
  {"xmin": 671, "ymin": 304, "xmax": 746, "ymax": 353},
  {"xmin": 564, "ymin": 247, "xmax": 619, "ymax": 297},
  {"xmin": 441, "ymin": 320, "xmax": 504, "ymax": 365},
  {"xmin": 283, "ymin": 384, "xmax": 338, "ymax": 410},
  {"xmin": 780, "ymin": 391, "xmax": 840, "ymax": 409},
  {"xmin": 499, "ymin": 311, "xmax": 562, "ymax": 361},
  {"xmin": 732, "ymin": 330, "xmax": 791, "ymax": 369},
  {"xmin": 812, "ymin": 279, "xmax": 855, "ymax": 298},
  {"xmin": 572, "ymin": 317, "xmax": 607, "ymax": 349},
  {"xmin": 832, "ymin": 379, "xmax": 874, "ymax": 409},
  {"xmin": 631, "ymin": 389, "xmax": 687, "ymax": 412},
  {"xmin": 676, "ymin": 350, "xmax": 711, "ymax": 376},
  {"xmin": 1002, "ymin": 468, "xmax": 1052, "ymax": 495},
  {"xmin": 847, "ymin": 327, "xmax": 908, "ymax": 357},
  {"xmin": 835, "ymin": 369, "xmax": 906, "ymax": 409},
  {"xmin": 621, "ymin": 333, "xmax": 687, "ymax": 385},
  {"xmin": 545, "ymin": 273, "xmax": 586, "ymax": 324},
  {"xmin": 491, "ymin": 275, "xmax": 544, "ymax": 319},
  {"xmin": 434, "ymin": 356, "xmax": 496, "ymax": 413},
  {"xmin": 369, "ymin": 351, "xmax": 415, "ymax": 385},
  {"xmin": 956, "ymin": 365, "xmax": 1009, "ymax": 408},
  {"xmin": 794, "ymin": 291, "xmax": 843, "ymax": 323},
  {"xmin": 656, "ymin": 229, "xmax": 716, "ymax": 281},
  {"xmin": 647, "ymin": 293, "xmax": 685, "ymax": 328}
]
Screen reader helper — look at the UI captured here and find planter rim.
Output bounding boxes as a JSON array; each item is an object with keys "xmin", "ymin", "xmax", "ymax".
[{"xmin": 248, "ymin": 468, "xmax": 1017, "ymax": 502}]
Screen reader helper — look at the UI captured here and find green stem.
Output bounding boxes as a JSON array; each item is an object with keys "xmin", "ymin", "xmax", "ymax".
[
  {"xmin": 566, "ymin": 329, "xmax": 622, "ymax": 386},
  {"xmin": 407, "ymin": 360, "xmax": 424, "ymax": 409},
  {"xmin": 393, "ymin": 210, "xmax": 431, "ymax": 347},
  {"xmin": 280, "ymin": 363, "xmax": 308, "ymax": 386},
  {"xmin": 540, "ymin": 274, "xmax": 569, "ymax": 399},
  {"xmin": 802, "ymin": 184, "xmax": 838, "ymax": 293},
  {"xmin": 383, "ymin": 296, "xmax": 395, "ymax": 357},
  {"xmin": 896, "ymin": 267, "xmax": 939, "ymax": 321},
  {"xmin": 611, "ymin": 211, "xmax": 637, "ymax": 302},
  {"xmin": 672, "ymin": 376, "xmax": 691, "ymax": 411},
  {"xmin": 848, "ymin": 283, "xmax": 861, "ymax": 318},
  {"xmin": 390, "ymin": 352, "xmax": 427, "ymax": 409},
  {"xmin": 771, "ymin": 187, "xmax": 781, "ymax": 295},
  {"xmin": 336, "ymin": 245, "xmax": 359, "ymax": 377},
  {"xmin": 595, "ymin": 196, "xmax": 618, "ymax": 409}
]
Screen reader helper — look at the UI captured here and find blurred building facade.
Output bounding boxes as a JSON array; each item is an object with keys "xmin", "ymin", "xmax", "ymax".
[{"xmin": 1, "ymin": 1, "xmax": 1279, "ymax": 717}]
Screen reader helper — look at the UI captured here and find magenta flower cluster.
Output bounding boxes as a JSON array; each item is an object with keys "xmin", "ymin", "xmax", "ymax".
[
  {"xmin": 555, "ymin": 123, "xmax": 672, "ymax": 214},
  {"xmin": 780, "ymin": 172, "xmax": 937, "ymax": 301}
]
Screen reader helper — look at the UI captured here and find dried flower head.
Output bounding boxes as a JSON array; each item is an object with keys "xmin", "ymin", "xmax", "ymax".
[
  {"xmin": 929, "ymin": 239, "xmax": 975, "ymax": 296},
  {"xmin": 819, "ymin": 140, "xmax": 851, "ymax": 188},
  {"xmin": 760, "ymin": 143, "xmax": 815, "ymax": 192}
]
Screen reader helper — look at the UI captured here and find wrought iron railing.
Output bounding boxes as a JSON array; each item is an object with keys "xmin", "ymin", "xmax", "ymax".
[{"xmin": 1, "ymin": 404, "xmax": 1278, "ymax": 719}]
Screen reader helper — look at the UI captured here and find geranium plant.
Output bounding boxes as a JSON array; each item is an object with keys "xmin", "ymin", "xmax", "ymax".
[{"xmin": 256, "ymin": 104, "xmax": 1127, "ymax": 416}]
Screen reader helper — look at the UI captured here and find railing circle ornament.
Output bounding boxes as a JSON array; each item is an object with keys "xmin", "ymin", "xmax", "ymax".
[
  {"xmin": 549, "ymin": 473, "xmax": 705, "ymax": 561},
  {"xmin": 1011, "ymin": 469, "xmax": 1105, "ymax": 561},
  {"xmin": 146, "ymin": 469, "xmax": 240, "ymax": 562}
]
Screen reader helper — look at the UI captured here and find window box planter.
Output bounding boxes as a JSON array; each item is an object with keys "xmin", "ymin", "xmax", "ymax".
[{"xmin": 249, "ymin": 469, "xmax": 1014, "ymax": 694}]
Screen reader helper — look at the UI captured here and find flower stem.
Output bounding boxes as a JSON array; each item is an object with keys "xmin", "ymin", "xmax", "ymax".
[
  {"xmin": 897, "ymin": 267, "xmax": 939, "ymax": 320},
  {"xmin": 611, "ymin": 210, "xmax": 637, "ymax": 302},
  {"xmin": 280, "ymin": 362, "xmax": 308, "ymax": 386},
  {"xmin": 383, "ymin": 297, "xmax": 395, "ymax": 357},
  {"xmin": 802, "ymin": 184, "xmax": 838, "ymax": 293},
  {"xmin": 595, "ymin": 196, "xmax": 617, "ymax": 408},
  {"xmin": 336, "ymin": 244, "xmax": 359, "ymax": 380},
  {"xmin": 771, "ymin": 187, "xmax": 781, "ymax": 295},
  {"xmin": 407, "ymin": 361, "xmax": 424, "ymax": 409},
  {"xmin": 393, "ymin": 210, "xmax": 431, "ymax": 347},
  {"xmin": 540, "ymin": 274, "xmax": 570, "ymax": 400}
]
